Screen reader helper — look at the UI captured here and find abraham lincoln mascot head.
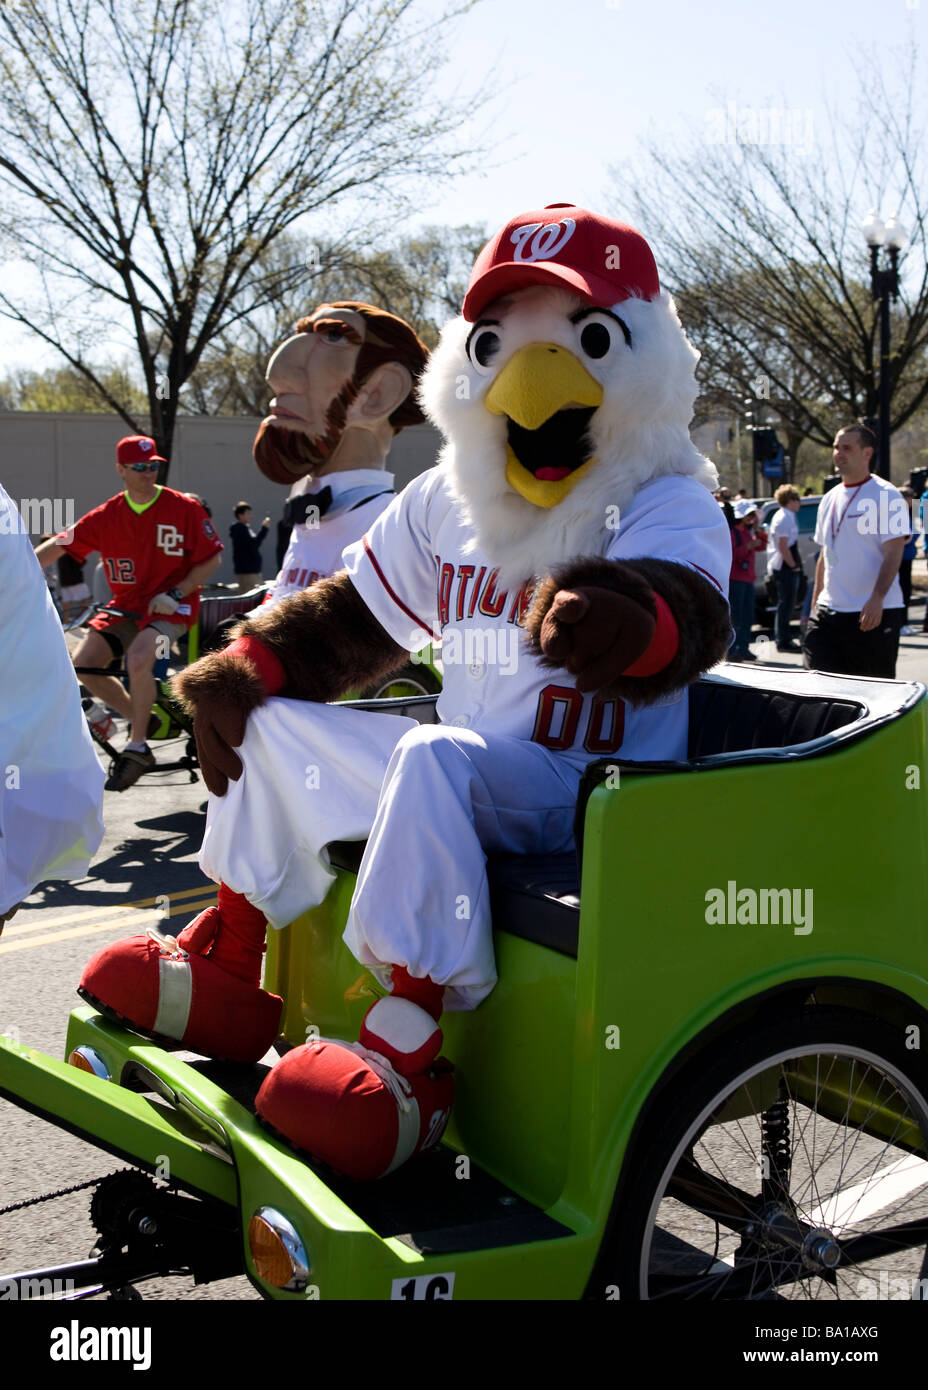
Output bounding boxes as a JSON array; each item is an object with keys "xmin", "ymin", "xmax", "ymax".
[{"xmin": 253, "ymin": 301, "xmax": 430, "ymax": 483}]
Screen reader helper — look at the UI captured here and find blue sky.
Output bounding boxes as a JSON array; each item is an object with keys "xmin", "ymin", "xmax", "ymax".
[
  {"xmin": 409, "ymin": 0, "xmax": 922, "ymax": 229},
  {"xmin": 0, "ymin": 0, "xmax": 923, "ymax": 372}
]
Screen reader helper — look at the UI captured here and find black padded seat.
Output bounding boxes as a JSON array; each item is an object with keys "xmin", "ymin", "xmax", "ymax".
[
  {"xmin": 688, "ymin": 681, "xmax": 861, "ymax": 758},
  {"xmin": 325, "ymin": 843, "xmax": 582, "ymax": 960},
  {"xmin": 197, "ymin": 585, "xmax": 268, "ymax": 652},
  {"xmin": 486, "ymin": 852, "xmax": 581, "ymax": 959}
]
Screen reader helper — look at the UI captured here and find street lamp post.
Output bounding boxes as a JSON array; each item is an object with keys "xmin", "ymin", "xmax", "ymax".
[{"xmin": 862, "ymin": 209, "xmax": 906, "ymax": 481}]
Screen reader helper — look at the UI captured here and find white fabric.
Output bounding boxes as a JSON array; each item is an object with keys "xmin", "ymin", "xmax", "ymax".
[
  {"xmin": 765, "ymin": 506, "xmax": 798, "ymax": 572},
  {"xmin": 153, "ymin": 952, "xmax": 194, "ymax": 1038},
  {"xmin": 0, "ymin": 485, "xmax": 104, "ymax": 917},
  {"xmin": 364, "ymin": 996, "xmax": 437, "ymax": 1054},
  {"xmin": 266, "ymin": 469, "xmax": 394, "ymax": 604},
  {"xmin": 813, "ymin": 476, "xmax": 908, "ymax": 612},
  {"xmin": 341, "ymin": 468, "xmax": 730, "ymax": 758},
  {"xmin": 200, "ymin": 704, "xmax": 585, "ymax": 1009}
]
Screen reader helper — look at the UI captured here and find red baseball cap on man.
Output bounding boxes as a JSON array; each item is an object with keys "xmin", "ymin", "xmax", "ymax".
[
  {"xmin": 116, "ymin": 435, "xmax": 166, "ymax": 465},
  {"xmin": 462, "ymin": 203, "xmax": 661, "ymax": 322}
]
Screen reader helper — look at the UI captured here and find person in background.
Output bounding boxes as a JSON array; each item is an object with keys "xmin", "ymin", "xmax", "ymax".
[
  {"xmin": 186, "ymin": 492, "xmax": 213, "ymax": 519},
  {"xmin": 230, "ymin": 502, "xmax": 270, "ymax": 593},
  {"xmin": 56, "ymin": 549, "xmax": 90, "ymax": 624},
  {"xmin": 728, "ymin": 500, "xmax": 766, "ymax": 661},
  {"xmin": 765, "ymin": 484, "xmax": 802, "ymax": 652},
  {"xmin": 715, "ymin": 486, "xmax": 735, "ymax": 529},
  {"xmin": 34, "ymin": 434, "xmax": 224, "ymax": 790},
  {"xmin": 804, "ymin": 424, "xmax": 907, "ymax": 678},
  {"xmin": 898, "ymin": 485, "xmax": 918, "ymax": 635}
]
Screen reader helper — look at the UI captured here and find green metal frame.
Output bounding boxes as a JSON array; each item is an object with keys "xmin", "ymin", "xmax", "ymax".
[{"xmin": 2, "ymin": 683, "xmax": 927, "ymax": 1299}]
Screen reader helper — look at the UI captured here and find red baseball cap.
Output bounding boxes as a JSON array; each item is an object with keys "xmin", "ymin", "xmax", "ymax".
[
  {"xmin": 116, "ymin": 435, "xmax": 166, "ymax": 465},
  {"xmin": 462, "ymin": 203, "xmax": 660, "ymax": 322}
]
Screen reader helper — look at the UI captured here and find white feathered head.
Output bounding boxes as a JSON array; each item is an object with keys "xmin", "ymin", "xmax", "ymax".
[{"xmin": 417, "ymin": 204, "xmax": 718, "ymax": 586}]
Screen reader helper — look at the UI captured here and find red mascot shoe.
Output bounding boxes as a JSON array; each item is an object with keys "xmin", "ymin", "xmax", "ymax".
[
  {"xmin": 78, "ymin": 886, "xmax": 282, "ymax": 1064},
  {"xmin": 256, "ymin": 976, "xmax": 453, "ymax": 1181}
]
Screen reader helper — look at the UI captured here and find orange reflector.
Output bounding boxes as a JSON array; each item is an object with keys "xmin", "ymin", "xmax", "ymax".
[
  {"xmin": 249, "ymin": 1213, "xmax": 295, "ymax": 1288},
  {"xmin": 68, "ymin": 1048, "xmax": 94, "ymax": 1073}
]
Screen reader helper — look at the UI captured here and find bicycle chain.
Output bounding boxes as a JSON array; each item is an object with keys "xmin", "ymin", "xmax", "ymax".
[{"xmin": 0, "ymin": 1172, "xmax": 124, "ymax": 1217}]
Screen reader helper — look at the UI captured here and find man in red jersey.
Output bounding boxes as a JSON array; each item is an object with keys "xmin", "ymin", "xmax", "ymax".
[{"xmin": 35, "ymin": 435, "xmax": 223, "ymax": 790}]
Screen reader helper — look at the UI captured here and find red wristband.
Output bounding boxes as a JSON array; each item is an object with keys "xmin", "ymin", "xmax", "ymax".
[
  {"xmin": 622, "ymin": 592, "xmax": 679, "ymax": 677},
  {"xmin": 224, "ymin": 635, "xmax": 287, "ymax": 696}
]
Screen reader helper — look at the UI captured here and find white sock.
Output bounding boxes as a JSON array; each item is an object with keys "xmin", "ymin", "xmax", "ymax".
[{"xmin": 125, "ymin": 740, "xmax": 149, "ymax": 753}]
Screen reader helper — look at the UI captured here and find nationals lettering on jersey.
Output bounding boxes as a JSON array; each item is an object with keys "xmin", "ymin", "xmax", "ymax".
[
  {"xmin": 56, "ymin": 487, "xmax": 223, "ymax": 629},
  {"xmin": 342, "ymin": 467, "xmax": 731, "ymax": 764}
]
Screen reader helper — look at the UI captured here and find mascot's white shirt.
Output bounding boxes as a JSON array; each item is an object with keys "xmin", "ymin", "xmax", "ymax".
[
  {"xmin": 0, "ymin": 484, "xmax": 104, "ymax": 916},
  {"xmin": 343, "ymin": 467, "xmax": 731, "ymax": 764},
  {"xmin": 266, "ymin": 468, "xmax": 395, "ymax": 605}
]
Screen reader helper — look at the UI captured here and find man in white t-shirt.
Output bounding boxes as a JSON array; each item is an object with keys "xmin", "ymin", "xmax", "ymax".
[
  {"xmin": 804, "ymin": 423, "xmax": 908, "ymax": 678},
  {"xmin": 765, "ymin": 484, "xmax": 802, "ymax": 651}
]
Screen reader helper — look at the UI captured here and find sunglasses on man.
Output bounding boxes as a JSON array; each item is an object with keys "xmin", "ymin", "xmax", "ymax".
[{"xmin": 123, "ymin": 461, "xmax": 160, "ymax": 472}]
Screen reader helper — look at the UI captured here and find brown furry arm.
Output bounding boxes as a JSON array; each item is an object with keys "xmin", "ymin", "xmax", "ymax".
[
  {"xmin": 525, "ymin": 556, "xmax": 731, "ymax": 704},
  {"xmin": 226, "ymin": 570, "xmax": 407, "ymax": 702}
]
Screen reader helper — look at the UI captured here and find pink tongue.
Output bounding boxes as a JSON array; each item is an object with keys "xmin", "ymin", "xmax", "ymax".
[{"xmin": 535, "ymin": 466, "xmax": 571, "ymax": 482}]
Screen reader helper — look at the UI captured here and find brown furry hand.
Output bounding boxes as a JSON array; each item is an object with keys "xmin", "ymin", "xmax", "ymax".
[
  {"xmin": 538, "ymin": 586, "xmax": 655, "ymax": 692},
  {"xmin": 169, "ymin": 652, "xmax": 267, "ymax": 797}
]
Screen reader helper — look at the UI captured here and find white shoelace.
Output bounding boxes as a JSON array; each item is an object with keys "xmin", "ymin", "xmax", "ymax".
[
  {"xmin": 323, "ymin": 1040, "xmax": 413, "ymax": 1113},
  {"xmin": 145, "ymin": 926, "xmax": 188, "ymax": 960}
]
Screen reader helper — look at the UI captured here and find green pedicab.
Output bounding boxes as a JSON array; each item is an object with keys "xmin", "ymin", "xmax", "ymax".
[{"xmin": 2, "ymin": 662, "xmax": 928, "ymax": 1300}]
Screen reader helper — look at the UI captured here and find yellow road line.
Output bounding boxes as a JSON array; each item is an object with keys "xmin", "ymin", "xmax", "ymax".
[
  {"xmin": 3, "ymin": 885, "xmax": 216, "ymax": 938},
  {"xmin": 0, "ymin": 894, "xmax": 216, "ymax": 954}
]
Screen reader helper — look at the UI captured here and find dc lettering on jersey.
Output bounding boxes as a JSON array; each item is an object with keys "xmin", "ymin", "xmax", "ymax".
[
  {"xmin": 156, "ymin": 524, "xmax": 184, "ymax": 556},
  {"xmin": 436, "ymin": 560, "xmax": 534, "ymax": 627}
]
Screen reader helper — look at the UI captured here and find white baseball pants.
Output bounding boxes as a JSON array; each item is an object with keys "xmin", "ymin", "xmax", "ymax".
[{"xmin": 199, "ymin": 699, "xmax": 585, "ymax": 1009}]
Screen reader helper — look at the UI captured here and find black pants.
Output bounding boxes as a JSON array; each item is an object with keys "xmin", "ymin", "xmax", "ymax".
[
  {"xmin": 773, "ymin": 566, "xmax": 799, "ymax": 647},
  {"xmin": 899, "ymin": 557, "xmax": 912, "ymax": 620},
  {"xmin": 803, "ymin": 606, "xmax": 904, "ymax": 679}
]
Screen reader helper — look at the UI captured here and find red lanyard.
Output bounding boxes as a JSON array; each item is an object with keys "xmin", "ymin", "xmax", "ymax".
[{"xmin": 831, "ymin": 479, "xmax": 869, "ymax": 545}]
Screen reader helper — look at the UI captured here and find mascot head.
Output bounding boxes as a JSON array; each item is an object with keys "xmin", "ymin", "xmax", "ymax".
[
  {"xmin": 254, "ymin": 302, "xmax": 429, "ymax": 484},
  {"xmin": 418, "ymin": 204, "xmax": 718, "ymax": 585}
]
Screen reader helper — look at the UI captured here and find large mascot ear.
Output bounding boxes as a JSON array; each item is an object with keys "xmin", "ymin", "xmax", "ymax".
[{"xmin": 348, "ymin": 361, "xmax": 414, "ymax": 428}]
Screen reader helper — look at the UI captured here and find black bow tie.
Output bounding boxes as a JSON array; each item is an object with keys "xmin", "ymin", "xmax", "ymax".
[{"xmin": 286, "ymin": 486, "xmax": 332, "ymax": 526}]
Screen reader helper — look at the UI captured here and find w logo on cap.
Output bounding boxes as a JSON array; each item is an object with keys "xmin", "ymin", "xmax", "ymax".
[
  {"xmin": 140, "ymin": 439, "xmax": 152, "ymax": 451},
  {"xmin": 510, "ymin": 219, "xmax": 576, "ymax": 263}
]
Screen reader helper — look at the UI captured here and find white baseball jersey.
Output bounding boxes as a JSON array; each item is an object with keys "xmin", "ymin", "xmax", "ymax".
[
  {"xmin": 342, "ymin": 467, "xmax": 731, "ymax": 765},
  {"xmin": 0, "ymin": 484, "xmax": 104, "ymax": 916},
  {"xmin": 265, "ymin": 468, "xmax": 395, "ymax": 605},
  {"xmin": 814, "ymin": 475, "xmax": 909, "ymax": 612}
]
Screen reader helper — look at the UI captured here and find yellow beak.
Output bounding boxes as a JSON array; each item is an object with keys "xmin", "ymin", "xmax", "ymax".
[{"xmin": 484, "ymin": 343, "xmax": 603, "ymax": 507}]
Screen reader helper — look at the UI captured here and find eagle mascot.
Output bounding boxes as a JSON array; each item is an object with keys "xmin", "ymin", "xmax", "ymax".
[{"xmin": 81, "ymin": 205, "xmax": 732, "ymax": 1181}]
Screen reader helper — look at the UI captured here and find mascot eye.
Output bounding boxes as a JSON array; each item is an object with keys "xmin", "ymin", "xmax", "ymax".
[
  {"xmin": 466, "ymin": 327, "xmax": 501, "ymax": 375},
  {"xmin": 579, "ymin": 319, "xmax": 612, "ymax": 359}
]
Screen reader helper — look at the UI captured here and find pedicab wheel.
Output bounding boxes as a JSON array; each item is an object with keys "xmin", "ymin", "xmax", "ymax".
[
  {"xmin": 607, "ymin": 1008, "xmax": 928, "ymax": 1301},
  {"xmin": 361, "ymin": 662, "xmax": 441, "ymax": 700}
]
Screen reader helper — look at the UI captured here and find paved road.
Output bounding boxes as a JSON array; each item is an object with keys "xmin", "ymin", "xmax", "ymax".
[{"xmin": 2, "ymin": 606, "xmax": 928, "ymax": 1301}]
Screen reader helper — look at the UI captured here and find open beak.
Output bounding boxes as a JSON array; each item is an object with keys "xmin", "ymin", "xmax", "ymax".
[{"xmin": 485, "ymin": 343, "xmax": 603, "ymax": 507}]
